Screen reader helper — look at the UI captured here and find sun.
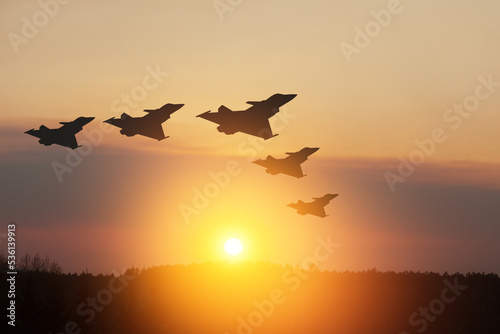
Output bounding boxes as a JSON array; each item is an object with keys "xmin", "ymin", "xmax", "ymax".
[{"xmin": 224, "ymin": 238, "xmax": 243, "ymax": 255}]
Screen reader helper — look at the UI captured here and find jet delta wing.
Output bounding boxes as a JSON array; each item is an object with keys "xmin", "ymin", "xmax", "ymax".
[
  {"xmin": 197, "ymin": 93, "xmax": 297, "ymax": 140},
  {"xmin": 25, "ymin": 117, "xmax": 95, "ymax": 149},
  {"xmin": 104, "ymin": 103, "xmax": 184, "ymax": 141}
]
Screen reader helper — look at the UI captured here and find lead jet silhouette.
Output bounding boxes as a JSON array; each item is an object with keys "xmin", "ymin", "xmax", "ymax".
[
  {"xmin": 197, "ymin": 93, "xmax": 297, "ymax": 140},
  {"xmin": 252, "ymin": 147, "xmax": 319, "ymax": 178},
  {"xmin": 287, "ymin": 194, "xmax": 338, "ymax": 218},
  {"xmin": 25, "ymin": 117, "xmax": 95, "ymax": 149},
  {"xmin": 104, "ymin": 103, "xmax": 184, "ymax": 141}
]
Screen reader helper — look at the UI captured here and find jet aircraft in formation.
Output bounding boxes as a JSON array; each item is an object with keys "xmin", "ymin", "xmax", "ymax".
[
  {"xmin": 25, "ymin": 94, "xmax": 338, "ymax": 218},
  {"xmin": 196, "ymin": 93, "xmax": 297, "ymax": 140},
  {"xmin": 104, "ymin": 103, "xmax": 184, "ymax": 141},
  {"xmin": 252, "ymin": 147, "xmax": 319, "ymax": 178},
  {"xmin": 287, "ymin": 194, "xmax": 339, "ymax": 218},
  {"xmin": 25, "ymin": 117, "xmax": 94, "ymax": 149}
]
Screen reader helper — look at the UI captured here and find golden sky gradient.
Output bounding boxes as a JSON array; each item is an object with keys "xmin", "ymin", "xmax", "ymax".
[{"xmin": 1, "ymin": 0, "xmax": 499, "ymax": 274}]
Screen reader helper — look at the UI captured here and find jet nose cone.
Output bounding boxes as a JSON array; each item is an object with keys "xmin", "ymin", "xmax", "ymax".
[
  {"xmin": 268, "ymin": 93, "xmax": 297, "ymax": 107},
  {"xmin": 283, "ymin": 94, "xmax": 297, "ymax": 103},
  {"xmin": 166, "ymin": 103, "xmax": 185, "ymax": 112},
  {"xmin": 308, "ymin": 147, "xmax": 319, "ymax": 154},
  {"xmin": 82, "ymin": 117, "xmax": 95, "ymax": 124}
]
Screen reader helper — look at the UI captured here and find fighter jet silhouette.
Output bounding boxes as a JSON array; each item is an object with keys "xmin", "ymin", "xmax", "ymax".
[
  {"xmin": 197, "ymin": 93, "xmax": 297, "ymax": 140},
  {"xmin": 252, "ymin": 147, "xmax": 319, "ymax": 178},
  {"xmin": 287, "ymin": 194, "xmax": 338, "ymax": 218},
  {"xmin": 25, "ymin": 117, "xmax": 95, "ymax": 149},
  {"xmin": 104, "ymin": 103, "xmax": 184, "ymax": 141}
]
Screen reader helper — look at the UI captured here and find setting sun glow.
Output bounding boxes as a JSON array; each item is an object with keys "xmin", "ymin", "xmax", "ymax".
[{"xmin": 224, "ymin": 238, "xmax": 243, "ymax": 255}]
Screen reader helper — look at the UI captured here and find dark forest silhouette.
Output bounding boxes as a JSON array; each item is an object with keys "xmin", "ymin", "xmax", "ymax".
[{"xmin": 1, "ymin": 254, "xmax": 499, "ymax": 334}]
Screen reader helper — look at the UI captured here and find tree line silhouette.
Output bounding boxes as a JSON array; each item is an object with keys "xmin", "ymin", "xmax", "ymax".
[
  {"xmin": 1, "ymin": 254, "xmax": 499, "ymax": 334},
  {"xmin": 0, "ymin": 252, "xmax": 62, "ymax": 274}
]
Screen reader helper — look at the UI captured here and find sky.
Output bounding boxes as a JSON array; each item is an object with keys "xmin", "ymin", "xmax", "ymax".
[{"xmin": 0, "ymin": 0, "xmax": 499, "ymax": 274}]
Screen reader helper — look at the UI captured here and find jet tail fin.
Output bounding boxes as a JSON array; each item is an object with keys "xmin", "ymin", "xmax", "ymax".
[{"xmin": 218, "ymin": 105, "xmax": 232, "ymax": 113}]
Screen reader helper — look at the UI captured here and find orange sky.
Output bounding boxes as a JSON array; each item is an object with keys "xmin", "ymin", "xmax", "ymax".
[{"xmin": 0, "ymin": 0, "xmax": 499, "ymax": 274}]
